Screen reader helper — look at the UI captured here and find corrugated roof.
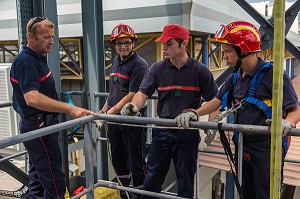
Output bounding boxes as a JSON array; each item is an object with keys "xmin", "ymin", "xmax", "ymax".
[{"xmin": 199, "ymin": 74, "xmax": 300, "ymax": 186}]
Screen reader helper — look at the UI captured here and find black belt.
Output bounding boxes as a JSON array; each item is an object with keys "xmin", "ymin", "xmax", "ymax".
[{"xmin": 23, "ymin": 113, "xmax": 58, "ymax": 121}]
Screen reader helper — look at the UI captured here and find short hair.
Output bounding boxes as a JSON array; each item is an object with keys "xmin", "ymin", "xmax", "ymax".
[{"xmin": 26, "ymin": 16, "xmax": 54, "ymax": 34}]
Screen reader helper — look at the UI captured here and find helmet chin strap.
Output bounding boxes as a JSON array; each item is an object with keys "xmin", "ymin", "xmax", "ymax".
[{"xmin": 233, "ymin": 46, "xmax": 251, "ymax": 72}]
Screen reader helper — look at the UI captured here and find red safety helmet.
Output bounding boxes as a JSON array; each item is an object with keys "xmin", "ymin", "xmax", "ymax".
[
  {"xmin": 214, "ymin": 21, "xmax": 261, "ymax": 53},
  {"xmin": 110, "ymin": 23, "xmax": 138, "ymax": 44}
]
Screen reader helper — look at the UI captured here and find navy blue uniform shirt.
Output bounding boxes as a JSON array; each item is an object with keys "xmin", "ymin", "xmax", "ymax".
[
  {"xmin": 108, "ymin": 52, "xmax": 148, "ymax": 109},
  {"xmin": 216, "ymin": 57, "xmax": 298, "ymax": 128},
  {"xmin": 10, "ymin": 46, "xmax": 58, "ymax": 118},
  {"xmin": 139, "ymin": 55, "xmax": 218, "ymax": 119}
]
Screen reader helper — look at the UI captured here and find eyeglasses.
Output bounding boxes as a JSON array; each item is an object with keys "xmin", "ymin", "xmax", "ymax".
[
  {"xmin": 29, "ymin": 16, "xmax": 47, "ymax": 32},
  {"xmin": 214, "ymin": 24, "xmax": 229, "ymax": 40},
  {"xmin": 111, "ymin": 24, "xmax": 135, "ymax": 40},
  {"xmin": 115, "ymin": 41, "xmax": 132, "ymax": 47}
]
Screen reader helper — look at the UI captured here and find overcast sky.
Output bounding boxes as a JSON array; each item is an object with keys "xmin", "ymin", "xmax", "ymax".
[{"xmin": 246, "ymin": 0, "xmax": 299, "ymax": 19}]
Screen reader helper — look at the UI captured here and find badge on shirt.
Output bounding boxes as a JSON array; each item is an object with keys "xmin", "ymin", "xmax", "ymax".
[
  {"xmin": 113, "ymin": 76, "xmax": 118, "ymax": 81},
  {"xmin": 175, "ymin": 90, "xmax": 182, "ymax": 97}
]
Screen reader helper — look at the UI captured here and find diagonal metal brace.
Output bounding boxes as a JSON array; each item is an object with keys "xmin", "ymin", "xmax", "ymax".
[{"xmin": 234, "ymin": 0, "xmax": 300, "ymax": 60}]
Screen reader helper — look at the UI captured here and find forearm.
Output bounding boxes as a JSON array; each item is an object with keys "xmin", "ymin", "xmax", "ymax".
[
  {"xmin": 285, "ymin": 105, "xmax": 300, "ymax": 125},
  {"xmin": 196, "ymin": 98, "xmax": 221, "ymax": 116},
  {"xmin": 107, "ymin": 92, "xmax": 136, "ymax": 114},
  {"xmin": 131, "ymin": 91, "xmax": 149, "ymax": 110},
  {"xmin": 24, "ymin": 90, "xmax": 72, "ymax": 114},
  {"xmin": 101, "ymin": 99, "xmax": 109, "ymax": 113}
]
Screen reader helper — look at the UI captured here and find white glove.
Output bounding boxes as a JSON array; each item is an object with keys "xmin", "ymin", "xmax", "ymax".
[
  {"xmin": 175, "ymin": 109, "xmax": 198, "ymax": 129},
  {"xmin": 204, "ymin": 129, "xmax": 217, "ymax": 146},
  {"xmin": 120, "ymin": 103, "xmax": 139, "ymax": 116},
  {"xmin": 265, "ymin": 119, "xmax": 295, "ymax": 137},
  {"xmin": 94, "ymin": 111, "xmax": 107, "ymax": 130}
]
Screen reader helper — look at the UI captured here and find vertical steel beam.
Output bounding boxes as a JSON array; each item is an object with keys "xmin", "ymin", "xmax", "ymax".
[
  {"xmin": 44, "ymin": 0, "xmax": 60, "ymax": 93},
  {"xmin": 201, "ymin": 35, "xmax": 209, "ymax": 66},
  {"xmin": 81, "ymin": 0, "xmax": 108, "ymax": 181},
  {"xmin": 84, "ymin": 124, "xmax": 94, "ymax": 199},
  {"xmin": 16, "ymin": 0, "xmax": 34, "ymax": 51}
]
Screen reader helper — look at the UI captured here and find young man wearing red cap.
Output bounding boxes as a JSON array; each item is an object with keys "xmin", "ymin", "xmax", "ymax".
[{"xmin": 121, "ymin": 24, "xmax": 218, "ymax": 198}]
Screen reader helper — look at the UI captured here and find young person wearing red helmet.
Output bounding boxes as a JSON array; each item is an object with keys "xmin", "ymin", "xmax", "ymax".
[
  {"xmin": 97, "ymin": 23, "xmax": 148, "ymax": 198},
  {"xmin": 121, "ymin": 24, "xmax": 218, "ymax": 198},
  {"xmin": 176, "ymin": 21, "xmax": 300, "ymax": 198}
]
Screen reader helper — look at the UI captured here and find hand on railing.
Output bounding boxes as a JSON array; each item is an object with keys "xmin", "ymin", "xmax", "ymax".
[
  {"xmin": 120, "ymin": 103, "xmax": 139, "ymax": 116},
  {"xmin": 175, "ymin": 109, "xmax": 198, "ymax": 129},
  {"xmin": 265, "ymin": 118, "xmax": 295, "ymax": 137},
  {"xmin": 94, "ymin": 112, "xmax": 107, "ymax": 131}
]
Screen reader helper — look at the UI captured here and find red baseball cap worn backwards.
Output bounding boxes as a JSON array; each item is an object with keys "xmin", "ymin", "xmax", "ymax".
[{"xmin": 155, "ymin": 24, "xmax": 190, "ymax": 44}]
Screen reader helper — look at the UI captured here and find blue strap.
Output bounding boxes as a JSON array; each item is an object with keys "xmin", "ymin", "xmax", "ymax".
[
  {"xmin": 219, "ymin": 69, "xmax": 240, "ymax": 111},
  {"xmin": 243, "ymin": 96, "xmax": 272, "ymax": 119},
  {"xmin": 248, "ymin": 62, "xmax": 272, "ymax": 97},
  {"xmin": 220, "ymin": 91, "xmax": 230, "ymax": 111}
]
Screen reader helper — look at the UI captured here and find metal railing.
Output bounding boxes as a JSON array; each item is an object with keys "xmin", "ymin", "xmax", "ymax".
[
  {"xmin": 2, "ymin": 95, "xmax": 300, "ymax": 198},
  {"xmin": 1, "ymin": 112, "xmax": 300, "ymax": 198}
]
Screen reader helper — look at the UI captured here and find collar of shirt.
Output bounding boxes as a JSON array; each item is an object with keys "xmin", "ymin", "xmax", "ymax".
[
  {"xmin": 23, "ymin": 46, "xmax": 46, "ymax": 60},
  {"xmin": 166, "ymin": 53, "xmax": 193, "ymax": 69},
  {"xmin": 238, "ymin": 57, "xmax": 266, "ymax": 79},
  {"xmin": 118, "ymin": 51, "xmax": 135, "ymax": 64}
]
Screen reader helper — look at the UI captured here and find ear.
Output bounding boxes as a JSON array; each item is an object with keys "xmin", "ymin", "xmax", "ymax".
[
  {"xmin": 182, "ymin": 40, "xmax": 188, "ymax": 48},
  {"xmin": 28, "ymin": 32, "xmax": 34, "ymax": 40}
]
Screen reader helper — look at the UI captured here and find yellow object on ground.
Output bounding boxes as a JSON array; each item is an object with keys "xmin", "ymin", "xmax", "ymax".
[
  {"xmin": 64, "ymin": 187, "xmax": 70, "ymax": 199},
  {"xmin": 80, "ymin": 187, "xmax": 121, "ymax": 199}
]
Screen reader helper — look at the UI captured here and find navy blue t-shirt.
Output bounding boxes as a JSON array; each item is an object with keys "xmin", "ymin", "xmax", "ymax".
[
  {"xmin": 216, "ymin": 57, "xmax": 298, "ymax": 127},
  {"xmin": 107, "ymin": 52, "xmax": 148, "ymax": 109},
  {"xmin": 139, "ymin": 56, "xmax": 218, "ymax": 119},
  {"xmin": 10, "ymin": 46, "xmax": 58, "ymax": 118}
]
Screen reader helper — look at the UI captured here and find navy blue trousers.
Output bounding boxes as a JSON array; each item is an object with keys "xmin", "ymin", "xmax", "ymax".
[
  {"xmin": 20, "ymin": 117, "xmax": 65, "ymax": 199},
  {"xmin": 142, "ymin": 128, "xmax": 200, "ymax": 199},
  {"xmin": 234, "ymin": 139, "xmax": 284, "ymax": 199},
  {"xmin": 107, "ymin": 122, "xmax": 146, "ymax": 188}
]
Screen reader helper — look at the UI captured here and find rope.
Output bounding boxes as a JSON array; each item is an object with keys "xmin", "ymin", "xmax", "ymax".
[
  {"xmin": 106, "ymin": 121, "xmax": 201, "ymax": 130},
  {"xmin": 103, "ymin": 122, "xmax": 131, "ymax": 199}
]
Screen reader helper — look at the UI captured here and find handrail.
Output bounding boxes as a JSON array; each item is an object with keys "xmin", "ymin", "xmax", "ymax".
[
  {"xmin": 0, "ymin": 101, "xmax": 12, "ymax": 108},
  {"xmin": 1, "ymin": 113, "xmax": 300, "ymax": 198},
  {"xmin": 95, "ymin": 180, "xmax": 189, "ymax": 199},
  {"xmin": 2, "ymin": 114, "xmax": 300, "ymax": 150},
  {"xmin": 0, "ymin": 151, "xmax": 27, "ymax": 163},
  {"xmin": 0, "ymin": 115, "xmax": 96, "ymax": 149}
]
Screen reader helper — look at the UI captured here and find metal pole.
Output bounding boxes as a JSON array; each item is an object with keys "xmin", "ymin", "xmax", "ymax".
[
  {"xmin": 0, "ymin": 151, "xmax": 27, "ymax": 163},
  {"xmin": 235, "ymin": 133, "xmax": 243, "ymax": 199},
  {"xmin": 2, "ymin": 114, "xmax": 300, "ymax": 150},
  {"xmin": 84, "ymin": 124, "xmax": 94, "ymax": 199},
  {"xmin": 0, "ymin": 101, "xmax": 12, "ymax": 108},
  {"xmin": 196, "ymin": 152, "xmax": 200, "ymax": 199},
  {"xmin": 96, "ymin": 126, "xmax": 106, "ymax": 181},
  {"xmin": 96, "ymin": 180, "xmax": 189, "ymax": 199}
]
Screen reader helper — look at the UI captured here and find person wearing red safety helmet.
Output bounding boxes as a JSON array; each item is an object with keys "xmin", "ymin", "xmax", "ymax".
[
  {"xmin": 121, "ymin": 24, "xmax": 218, "ymax": 198},
  {"xmin": 97, "ymin": 23, "xmax": 148, "ymax": 199},
  {"xmin": 214, "ymin": 20, "xmax": 262, "ymax": 70},
  {"xmin": 178, "ymin": 21, "xmax": 300, "ymax": 199}
]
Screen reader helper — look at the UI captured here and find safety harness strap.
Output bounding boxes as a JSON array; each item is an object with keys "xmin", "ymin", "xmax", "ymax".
[
  {"xmin": 243, "ymin": 97, "xmax": 272, "ymax": 119},
  {"xmin": 218, "ymin": 123, "xmax": 243, "ymax": 198}
]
